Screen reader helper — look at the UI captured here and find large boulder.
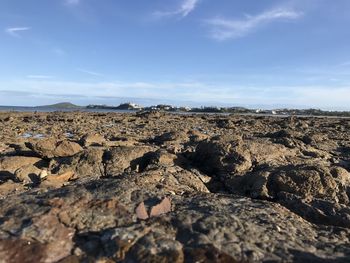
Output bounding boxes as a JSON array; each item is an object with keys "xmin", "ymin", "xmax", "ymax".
[
  {"xmin": 26, "ymin": 138, "xmax": 83, "ymax": 158},
  {"xmin": 14, "ymin": 164, "xmax": 42, "ymax": 184},
  {"xmin": 80, "ymin": 133, "xmax": 106, "ymax": 147},
  {"xmin": 104, "ymin": 146, "xmax": 154, "ymax": 176},
  {"xmin": 0, "ymin": 156, "xmax": 43, "ymax": 182},
  {"xmin": 50, "ymin": 147, "xmax": 105, "ymax": 179}
]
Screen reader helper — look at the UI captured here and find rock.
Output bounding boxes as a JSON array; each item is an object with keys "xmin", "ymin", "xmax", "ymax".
[
  {"xmin": 135, "ymin": 202, "xmax": 149, "ymax": 220},
  {"xmin": 52, "ymin": 196, "xmax": 133, "ymax": 232},
  {"xmin": 267, "ymin": 129, "xmax": 294, "ymax": 139},
  {"xmin": 188, "ymin": 130, "xmax": 209, "ymax": 142},
  {"xmin": 21, "ymin": 213, "xmax": 76, "ymax": 262},
  {"xmin": 268, "ymin": 164, "xmax": 338, "ymax": 200},
  {"xmin": 331, "ymin": 166, "xmax": 350, "ymax": 186},
  {"xmin": 129, "ymin": 168, "xmax": 210, "ymax": 195},
  {"xmin": 137, "ymin": 150, "xmax": 178, "ymax": 171},
  {"xmin": 105, "ymin": 139, "xmax": 137, "ymax": 147},
  {"xmin": 152, "ymin": 131, "xmax": 188, "ymax": 144},
  {"xmin": 184, "ymin": 244, "xmax": 236, "ymax": 263},
  {"xmin": 0, "ymin": 181, "xmax": 25, "ymax": 198},
  {"xmin": 192, "ymin": 135, "xmax": 250, "ymax": 177},
  {"xmin": 54, "ymin": 140, "xmax": 83, "ymax": 158},
  {"xmin": 50, "ymin": 147, "xmax": 104, "ymax": 179},
  {"xmin": 14, "ymin": 164, "xmax": 42, "ymax": 184},
  {"xmin": 81, "ymin": 133, "xmax": 106, "ymax": 147},
  {"xmin": 278, "ymin": 192, "xmax": 350, "ymax": 228},
  {"xmin": 136, "ymin": 110, "xmax": 162, "ymax": 118},
  {"xmin": 302, "ymin": 134, "xmax": 325, "ymax": 145},
  {"xmin": 0, "ymin": 142, "xmax": 9, "ymax": 154},
  {"xmin": 216, "ymin": 118, "xmax": 235, "ymax": 129},
  {"xmin": 1, "ymin": 112, "xmax": 350, "ymax": 262},
  {"xmin": 27, "ymin": 138, "xmax": 83, "ymax": 158},
  {"xmin": 39, "ymin": 170, "xmax": 49, "ymax": 180},
  {"xmin": 104, "ymin": 146, "xmax": 153, "ymax": 176},
  {"xmin": 125, "ymin": 231, "xmax": 184, "ymax": 263},
  {"xmin": 25, "ymin": 138, "xmax": 56, "ymax": 158},
  {"xmin": 41, "ymin": 171, "xmax": 75, "ymax": 188},
  {"xmin": 149, "ymin": 197, "xmax": 171, "ymax": 217},
  {"xmin": 0, "ymin": 156, "xmax": 43, "ymax": 181},
  {"xmin": 0, "ymin": 239, "xmax": 47, "ymax": 263}
]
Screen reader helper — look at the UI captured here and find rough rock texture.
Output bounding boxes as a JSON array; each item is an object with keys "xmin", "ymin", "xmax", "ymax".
[
  {"xmin": 80, "ymin": 133, "xmax": 106, "ymax": 147},
  {"xmin": 27, "ymin": 138, "xmax": 83, "ymax": 159},
  {"xmin": 0, "ymin": 111, "xmax": 350, "ymax": 262}
]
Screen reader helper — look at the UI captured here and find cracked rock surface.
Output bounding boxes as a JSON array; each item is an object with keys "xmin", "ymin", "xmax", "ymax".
[{"xmin": 0, "ymin": 111, "xmax": 350, "ymax": 262}]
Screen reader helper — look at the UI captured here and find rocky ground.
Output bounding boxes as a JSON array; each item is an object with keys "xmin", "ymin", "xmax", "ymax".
[{"xmin": 0, "ymin": 111, "xmax": 350, "ymax": 262}]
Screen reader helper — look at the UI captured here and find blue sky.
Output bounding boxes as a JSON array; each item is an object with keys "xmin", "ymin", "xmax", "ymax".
[{"xmin": 1, "ymin": 0, "xmax": 350, "ymax": 109}]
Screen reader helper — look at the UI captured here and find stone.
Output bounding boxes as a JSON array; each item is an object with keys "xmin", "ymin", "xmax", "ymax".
[
  {"xmin": 0, "ymin": 156, "xmax": 43, "ymax": 181},
  {"xmin": 1, "ymin": 112, "xmax": 350, "ymax": 262},
  {"xmin": 14, "ymin": 164, "xmax": 42, "ymax": 184},
  {"xmin": 149, "ymin": 197, "xmax": 171, "ymax": 217},
  {"xmin": 50, "ymin": 147, "xmax": 104, "ymax": 179},
  {"xmin": 27, "ymin": 138, "xmax": 83, "ymax": 158},
  {"xmin": 54, "ymin": 140, "xmax": 84, "ymax": 158},
  {"xmin": 104, "ymin": 146, "xmax": 153, "ymax": 176},
  {"xmin": 41, "ymin": 171, "xmax": 75, "ymax": 188},
  {"xmin": 135, "ymin": 202, "xmax": 149, "ymax": 220},
  {"xmin": 81, "ymin": 133, "xmax": 106, "ymax": 147}
]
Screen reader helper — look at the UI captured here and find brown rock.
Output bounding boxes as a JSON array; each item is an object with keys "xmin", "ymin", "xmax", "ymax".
[
  {"xmin": 14, "ymin": 164, "xmax": 42, "ymax": 183},
  {"xmin": 0, "ymin": 239, "xmax": 46, "ymax": 263},
  {"xmin": 21, "ymin": 213, "xmax": 75, "ymax": 262},
  {"xmin": 41, "ymin": 171, "xmax": 75, "ymax": 188},
  {"xmin": 150, "ymin": 197, "xmax": 171, "ymax": 217},
  {"xmin": 50, "ymin": 147, "xmax": 104, "ymax": 179},
  {"xmin": 125, "ymin": 231, "xmax": 184, "ymax": 263},
  {"xmin": 0, "ymin": 156, "xmax": 43, "ymax": 181},
  {"xmin": 104, "ymin": 146, "xmax": 153, "ymax": 176},
  {"xmin": 135, "ymin": 202, "xmax": 149, "ymax": 220},
  {"xmin": 26, "ymin": 138, "xmax": 57, "ymax": 158},
  {"xmin": 184, "ymin": 244, "xmax": 237, "ymax": 263},
  {"xmin": 54, "ymin": 140, "xmax": 83, "ymax": 158},
  {"xmin": 269, "ymin": 165, "xmax": 338, "ymax": 200},
  {"xmin": 27, "ymin": 138, "xmax": 83, "ymax": 158},
  {"xmin": 81, "ymin": 133, "xmax": 106, "ymax": 147}
]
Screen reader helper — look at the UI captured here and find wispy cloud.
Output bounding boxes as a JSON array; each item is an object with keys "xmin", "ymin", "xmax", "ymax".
[
  {"xmin": 5, "ymin": 27, "xmax": 31, "ymax": 38},
  {"xmin": 154, "ymin": 0, "xmax": 200, "ymax": 18},
  {"xmin": 77, "ymin": 68, "xmax": 104, "ymax": 77},
  {"xmin": 27, "ymin": 75, "xmax": 54, "ymax": 79},
  {"xmin": 205, "ymin": 8, "xmax": 303, "ymax": 41}
]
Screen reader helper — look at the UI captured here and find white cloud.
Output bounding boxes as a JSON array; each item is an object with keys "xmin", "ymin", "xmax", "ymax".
[
  {"xmin": 3, "ymin": 79, "xmax": 234, "ymax": 104},
  {"xmin": 206, "ymin": 8, "xmax": 303, "ymax": 41},
  {"xmin": 5, "ymin": 27, "xmax": 31, "ymax": 38},
  {"xmin": 3, "ymin": 79, "xmax": 350, "ymax": 110},
  {"xmin": 77, "ymin": 68, "xmax": 104, "ymax": 77},
  {"xmin": 154, "ymin": 0, "xmax": 200, "ymax": 18},
  {"xmin": 179, "ymin": 0, "xmax": 200, "ymax": 17},
  {"xmin": 27, "ymin": 75, "xmax": 54, "ymax": 79}
]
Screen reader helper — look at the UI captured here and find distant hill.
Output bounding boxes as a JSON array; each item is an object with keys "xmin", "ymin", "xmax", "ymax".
[
  {"xmin": 87, "ymin": 102, "xmax": 143, "ymax": 110},
  {"xmin": 35, "ymin": 102, "xmax": 82, "ymax": 109}
]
